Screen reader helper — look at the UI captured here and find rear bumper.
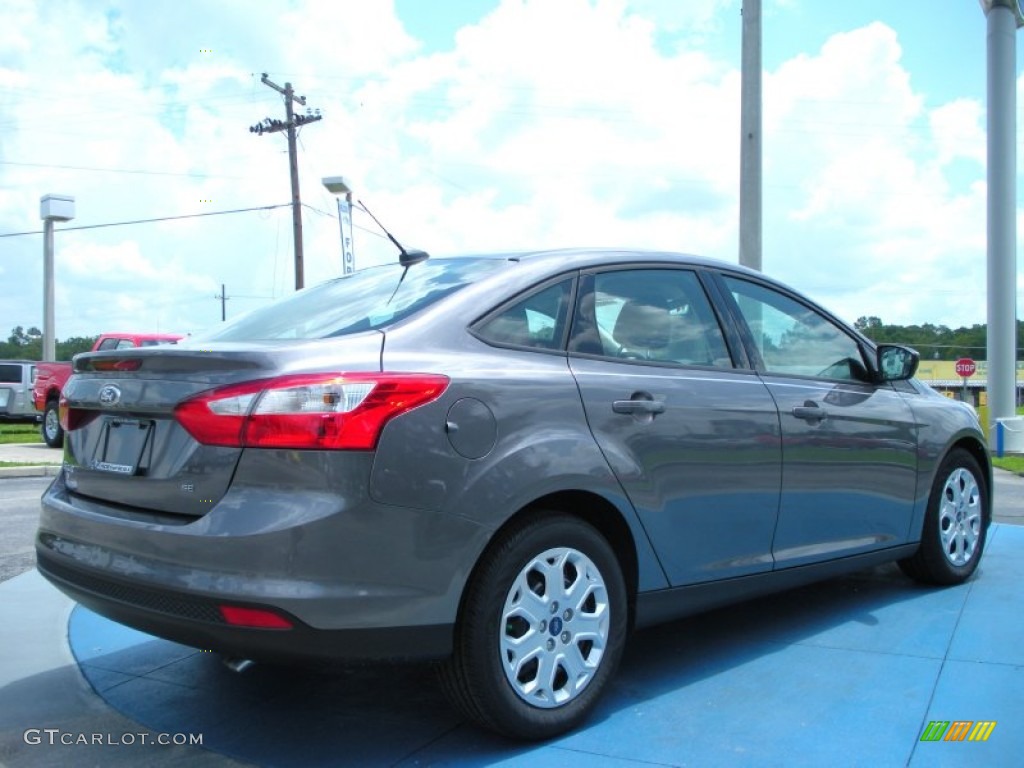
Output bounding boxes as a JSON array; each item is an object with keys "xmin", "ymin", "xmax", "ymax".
[
  {"xmin": 37, "ymin": 551, "xmax": 453, "ymax": 663},
  {"xmin": 36, "ymin": 451, "xmax": 492, "ymax": 663}
]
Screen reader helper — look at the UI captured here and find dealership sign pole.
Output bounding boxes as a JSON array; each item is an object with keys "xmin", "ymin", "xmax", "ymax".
[
  {"xmin": 338, "ymin": 196, "xmax": 355, "ymax": 275},
  {"xmin": 322, "ymin": 176, "xmax": 355, "ymax": 275}
]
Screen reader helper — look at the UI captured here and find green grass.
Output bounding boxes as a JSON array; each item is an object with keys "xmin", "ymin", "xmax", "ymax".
[
  {"xmin": 993, "ymin": 455, "xmax": 1024, "ymax": 474},
  {"xmin": 0, "ymin": 423, "xmax": 41, "ymax": 445},
  {"xmin": 0, "ymin": 460, "xmax": 52, "ymax": 467}
]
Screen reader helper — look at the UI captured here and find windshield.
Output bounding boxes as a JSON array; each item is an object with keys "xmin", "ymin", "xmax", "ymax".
[{"xmin": 201, "ymin": 258, "xmax": 505, "ymax": 341}]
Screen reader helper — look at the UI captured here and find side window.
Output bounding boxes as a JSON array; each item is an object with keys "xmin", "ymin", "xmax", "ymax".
[
  {"xmin": 474, "ymin": 279, "xmax": 572, "ymax": 350},
  {"xmin": 115, "ymin": 339, "xmax": 137, "ymax": 349},
  {"xmin": 569, "ymin": 269, "xmax": 732, "ymax": 367},
  {"xmin": 96, "ymin": 338, "xmax": 119, "ymax": 351},
  {"xmin": 722, "ymin": 276, "xmax": 868, "ymax": 381}
]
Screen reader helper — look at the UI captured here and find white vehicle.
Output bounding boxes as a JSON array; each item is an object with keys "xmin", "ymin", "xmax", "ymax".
[{"xmin": 0, "ymin": 360, "xmax": 39, "ymax": 421}]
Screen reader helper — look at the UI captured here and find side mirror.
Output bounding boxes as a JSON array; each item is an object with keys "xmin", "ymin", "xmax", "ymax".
[{"xmin": 876, "ymin": 344, "xmax": 919, "ymax": 382}]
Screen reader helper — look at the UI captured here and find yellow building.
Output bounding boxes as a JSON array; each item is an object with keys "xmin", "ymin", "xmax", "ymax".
[{"xmin": 914, "ymin": 360, "xmax": 1024, "ymax": 406}]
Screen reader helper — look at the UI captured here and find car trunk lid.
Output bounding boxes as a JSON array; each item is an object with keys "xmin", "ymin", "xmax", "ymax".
[{"xmin": 60, "ymin": 336, "xmax": 383, "ymax": 518}]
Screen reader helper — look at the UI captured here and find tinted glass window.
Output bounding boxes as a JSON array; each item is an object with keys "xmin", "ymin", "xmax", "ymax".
[
  {"xmin": 569, "ymin": 269, "xmax": 732, "ymax": 367},
  {"xmin": 0, "ymin": 364, "xmax": 22, "ymax": 383},
  {"xmin": 96, "ymin": 338, "xmax": 119, "ymax": 350},
  {"xmin": 475, "ymin": 279, "xmax": 572, "ymax": 350},
  {"xmin": 203, "ymin": 258, "xmax": 505, "ymax": 341},
  {"xmin": 723, "ymin": 276, "xmax": 868, "ymax": 381}
]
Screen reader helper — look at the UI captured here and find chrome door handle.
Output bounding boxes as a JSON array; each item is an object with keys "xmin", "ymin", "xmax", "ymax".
[
  {"xmin": 792, "ymin": 402, "xmax": 827, "ymax": 422},
  {"xmin": 613, "ymin": 399, "xmax": 666, "ymax": 415}
]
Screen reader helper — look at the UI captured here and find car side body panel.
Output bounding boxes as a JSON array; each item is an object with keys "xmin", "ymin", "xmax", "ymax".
[
  {"xmin": 895, "ymin": 383, "xmax": 993, "ymax": 538},
  {"xmin": 375, "ymin": 328, "xmax": 672, "ymax": 593}
]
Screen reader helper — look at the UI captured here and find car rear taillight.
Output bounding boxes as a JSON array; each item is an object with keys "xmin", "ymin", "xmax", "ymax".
[
  {"xmin": 59, "ymin": 394, "xmax": 99, "ymax": 433},
  {"xmin": 90, "ymin": 359, "xmax": 143, "ymax": 372},
  {"xmin": 174, "ymin": 372, "xmax": 449, "ymax": 450}
]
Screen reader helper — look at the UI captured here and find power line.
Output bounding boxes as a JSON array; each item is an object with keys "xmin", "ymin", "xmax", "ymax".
[
  {"xmin": 0, "ymin": 160, "xmax": 250, "ymax": 179},
  {"xmin": 299, "ymin": 203, "xmax": 388, "ymax": 239},
  {"xmin": 0, "ymin": 204, "xmax": 290, "ymax": 238}
]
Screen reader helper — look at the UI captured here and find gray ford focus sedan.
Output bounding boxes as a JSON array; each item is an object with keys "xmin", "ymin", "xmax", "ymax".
[{"xmin": 37, "ymin": 249, "xmax": 990, "ymax": 739}]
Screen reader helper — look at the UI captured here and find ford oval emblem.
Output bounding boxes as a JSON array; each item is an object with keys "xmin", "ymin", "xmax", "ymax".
[{"xmin": 98, "ymin": 384, "xmax": 122, "ymax": 406}]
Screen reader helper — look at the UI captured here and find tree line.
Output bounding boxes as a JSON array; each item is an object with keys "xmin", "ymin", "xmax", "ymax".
[
  {"xmin": 0, "ymin": 326, "xmax": 98, "ymax": 362},
  {"xmin": 1, "ymin": 320, "xmax": 1018, "ymax": 364},
  {"xmin": 854, "ymin": 317, "xmax": 1024, "ymax": 361}
]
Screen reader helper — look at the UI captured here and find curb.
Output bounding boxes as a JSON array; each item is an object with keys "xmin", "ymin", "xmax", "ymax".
[{"xmin": 0, "ymin": 465, "xmax": 61, "ymax": 479}]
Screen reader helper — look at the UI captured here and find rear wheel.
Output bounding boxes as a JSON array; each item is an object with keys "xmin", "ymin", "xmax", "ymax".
[
  {"xmin": 42, "ymin": 400, "xmax": 63, "ymax": 448},
  {"xmin": 441, "ymin": 512, "xmax": 627, "ymax": 740},
  {"xmin": 899, "ymin": 449, "xmax": 986, "ymax": 585}
]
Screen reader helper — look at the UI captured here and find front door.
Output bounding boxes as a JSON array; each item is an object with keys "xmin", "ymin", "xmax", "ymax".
[{"xmin": 719, "ymin": 275, "xmax": 919, "ymax": 568}]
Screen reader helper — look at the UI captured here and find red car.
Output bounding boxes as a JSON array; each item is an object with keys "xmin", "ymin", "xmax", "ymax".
[{"xmin": 33, "ymin": 332, "xmax": 182, "ymax": 446}]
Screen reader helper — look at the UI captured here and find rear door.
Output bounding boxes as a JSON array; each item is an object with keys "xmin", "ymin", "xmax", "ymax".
[
  {"xmin": 717, "ymin": 274, "xmax": 919, "ymax": 568},
  {"xmin": 567, "ymin": 267, "xmax": 782, "ymax": 586}
]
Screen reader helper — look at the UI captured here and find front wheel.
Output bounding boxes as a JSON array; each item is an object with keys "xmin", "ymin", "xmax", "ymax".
[
  {"xmin": 899, "ymin": 448, "xmax": 987, "ymax": 585},
  {"xmin": 440, "ymin": 512, "xmax": 628, "ymax": 740},
  {"xmin": 42, "ymin": 400, "xmax": 64, "ymax": 448}
]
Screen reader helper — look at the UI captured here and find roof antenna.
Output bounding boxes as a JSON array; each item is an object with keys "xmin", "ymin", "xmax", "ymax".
[{"xmin": 356, "ymin": 199, "xmax": 429, "ymax": 267}]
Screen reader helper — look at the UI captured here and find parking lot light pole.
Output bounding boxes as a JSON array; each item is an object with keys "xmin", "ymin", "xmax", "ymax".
[
  {"xmin": 322, "ymin": 176, "xmax": 356, "ymax": 275},
  {"xmin": 739, "ymin": 0, "xmax": 762, "ymax": 272},
  {"xmin": 979, "ymin": 0, "xmax": 1024, "ymax": 427},
  {"xmin": 39, "ymin": 194, "xmax": 75, "ymax": 362}
]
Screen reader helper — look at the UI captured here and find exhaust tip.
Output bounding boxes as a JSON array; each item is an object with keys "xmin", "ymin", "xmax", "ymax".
[{"xmin": 222, "ymin": 657, "xmax": 256, "ymax": 674}]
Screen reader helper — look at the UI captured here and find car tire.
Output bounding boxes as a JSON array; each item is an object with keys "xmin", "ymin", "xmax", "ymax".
[
  {"xmin": 42, "ymin": 399, "xmax": 64, "ymax": 448},
  {"xmin": 440, "ymin": 511, "xmax": 628, "ymax": 740},
  {"xmin": 899, "ymin": 448, "xmax": 987, "ymax": 585}
]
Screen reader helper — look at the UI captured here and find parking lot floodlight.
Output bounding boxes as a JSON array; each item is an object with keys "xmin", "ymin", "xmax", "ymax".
[
  {"xmin": 321, "ymin": 176, "xmax": 356, "ymax": 275},
  {"xmin": 40, "ymin": 194, "xmax": 75, "ymax": 363},
  {"xmin": 322, "ymin": 176, "xmax": 353, "ymax": 196}
]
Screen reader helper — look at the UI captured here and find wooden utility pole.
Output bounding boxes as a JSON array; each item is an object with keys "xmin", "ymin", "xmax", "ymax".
[
  {"xmin": 216, "ymin": 284, "xmax": 229, "ymax": 321},
  {"xmin": 250, "ymin": 73, "xmax": 322, "ymax": 290}
]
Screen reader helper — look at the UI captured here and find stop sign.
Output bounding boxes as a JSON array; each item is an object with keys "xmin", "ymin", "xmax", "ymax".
[{"xmin": 955, "ymin": 357, "xmax": 977, "ymax": 378}]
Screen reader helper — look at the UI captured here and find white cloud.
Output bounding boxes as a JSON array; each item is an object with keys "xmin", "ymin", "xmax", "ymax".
[
  {"xmin": 759, "ymin": 22, "xmax": 988, "ymax": 326},
  {"xmin": 0, "ymin": 0, "xmax": 1012, "ymax": 343},
  {"xmin": 930, "ymin": 99, "xmax": 985, "ymax": 167}
]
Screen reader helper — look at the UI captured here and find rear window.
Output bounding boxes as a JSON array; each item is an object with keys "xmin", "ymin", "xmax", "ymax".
[
  {"xmin": 203, "ymin": 258, "xmax": 505, "ymax": 341},
  {"xmin": 0, "ymin": 364, "xmax": 25, "ymax": 383}
]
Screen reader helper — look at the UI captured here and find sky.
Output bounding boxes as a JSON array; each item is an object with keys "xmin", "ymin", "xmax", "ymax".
[{"xmin": 0, "ymin": 0, "xmax": 1021, "ymax": 341}]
